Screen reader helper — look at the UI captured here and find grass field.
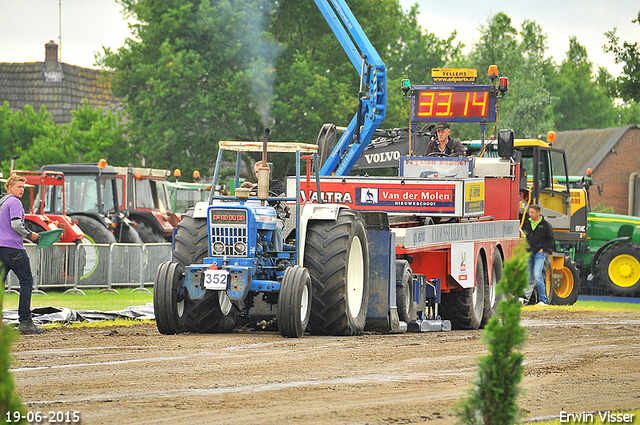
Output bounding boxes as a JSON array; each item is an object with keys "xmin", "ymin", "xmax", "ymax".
[
  {"xmin": 3, "ymin": 289, "xmax": 639, "ymax": 313},
  {"xmin": 1, "ymin": 287, "xmax": 153, "ymax": 311}
]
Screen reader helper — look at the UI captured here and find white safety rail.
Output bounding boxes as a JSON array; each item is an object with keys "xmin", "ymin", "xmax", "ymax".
[
  {"xmin": 396, "ymin": 220, "xmax": 521, "ymax": 248},
  {"xmin": 4, "ymin": 242, "xmax": 172, "ymax": 295}
]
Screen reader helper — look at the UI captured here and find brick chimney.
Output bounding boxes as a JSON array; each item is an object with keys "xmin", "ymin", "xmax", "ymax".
[
  {"xmin": 45, "ymin": 40, "xmax": 58, "ymax": 63},
  {"xmin": 43, "ymin": 40, "xmax": 63, "ymax": 82}
]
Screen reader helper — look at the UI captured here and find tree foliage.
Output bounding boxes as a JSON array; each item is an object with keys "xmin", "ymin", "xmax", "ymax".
[
  {"xmin": 605, "ymin": 10, "xmax": 640, "ymax": 103},
  {"xmin": 0, "ymin": 272, "xmax": 26, "ymax": 425},
  {"xmin": 5, "ymin": 5, "xmax": 640, "ymax": 178},
  {"xmin": 100, "ymin": 0, "xmax": 286, "ymax": 178},
  {"xmin": 0, "ymin": 102, "xmax": 61, "ymax": 173},
  {"xmin": 462, "ymin": 13, "xmax": 554, "ymax": 140},
  {"xmin": 456, "ymin": 243, "xmax": 529, "ymax": 425},
  {"xmin": 548, "ymin": 38, "xmax": 615, "ymax": 131},
  {"xmin": 98, "ymin": 0, "xmax": 459, "ymax": 179},
  {"xmin": 0, "ymin": 101, "xmax": 130, "ymax": 176}
]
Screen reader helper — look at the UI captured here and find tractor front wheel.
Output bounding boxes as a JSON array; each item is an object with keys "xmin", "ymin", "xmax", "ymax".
[
  {"xmin": 172, "ymin": 209, "xmax": 239, "ymax": 333},
  {"xmin": 154, "ymin": 261, "xmax": 187, "ymax": 335},
  {"xmin": 278, "ymin": 265, "xmax": 312, "ymax": 338},
  {"xmin": 550, "ymin": 257, "xmax": 580, "ymax": 305},
  {"xmin": 73, "ymin": 215, "xmax": 117, "ymax": 244}
]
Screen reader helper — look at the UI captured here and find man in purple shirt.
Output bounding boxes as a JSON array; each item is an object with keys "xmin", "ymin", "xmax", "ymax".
[{"xmin": 0, "ymin": 175, "xmax": 44, "ymax": 334}]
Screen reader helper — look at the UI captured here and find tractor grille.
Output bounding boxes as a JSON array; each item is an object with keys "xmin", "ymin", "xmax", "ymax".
[{"xmin": 209, "ymin": 209, "xmax": 249, "ymax": 257}]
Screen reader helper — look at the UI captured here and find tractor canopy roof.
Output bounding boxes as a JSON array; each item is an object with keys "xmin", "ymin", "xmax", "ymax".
[
  {"xmin": 41, "ymin": 163, "xmax": 117, "ymax": 177},
  {"xmin": 219, "ymin": 141, "xmax": 318, "ymax": 154}
]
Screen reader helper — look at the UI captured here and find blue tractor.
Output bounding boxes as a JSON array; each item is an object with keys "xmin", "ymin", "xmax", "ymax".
[{"xmin": 154, "ymin": 140, "xmax": 379, "ymax": 337}]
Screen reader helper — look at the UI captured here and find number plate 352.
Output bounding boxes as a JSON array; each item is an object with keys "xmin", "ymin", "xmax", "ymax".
[{"xmin": 204, "ymin": 269, "xmax": 229, "ymax": 290}]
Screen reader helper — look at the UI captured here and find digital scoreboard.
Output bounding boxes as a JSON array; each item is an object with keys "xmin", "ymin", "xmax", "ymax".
[{"xmin": 411, "ymin": 85, "xmax": 497, "ymax": 123}]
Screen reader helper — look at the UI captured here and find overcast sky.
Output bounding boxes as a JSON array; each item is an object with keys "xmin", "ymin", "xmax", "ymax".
[
  {"xmin": 1, "ymin": 0, "xmax": 638, "ymax": 77},
  {"xmin": 399, "ymin": 0, "xmax": 640, "ymax": 77}
]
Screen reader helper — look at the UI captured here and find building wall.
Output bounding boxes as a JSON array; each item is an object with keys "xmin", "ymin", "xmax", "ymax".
[{"xmin": 591, "ymin": 127, "xmax": 640, "ymax": 214}]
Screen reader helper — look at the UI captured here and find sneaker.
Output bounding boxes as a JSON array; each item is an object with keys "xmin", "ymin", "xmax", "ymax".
[
  {"xmin": 18, "ymin": 320, "xmax": 45, "ymax": 334},
  {"xmin": 536, "ymin": 301, "xmax": 548, "ymax": 306},
  {"xmin": 518, "ymin": 297, "xmax": 528, "ymax": 305}
]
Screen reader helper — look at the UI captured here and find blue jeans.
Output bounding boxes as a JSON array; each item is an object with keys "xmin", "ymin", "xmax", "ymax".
[
  {"xmin": 0, "ymin": 247, "xmax": 34, "ymax": 322},
  {"xmin": 526, "ymin": 251, "xmax": 548, "ymax": 303}
]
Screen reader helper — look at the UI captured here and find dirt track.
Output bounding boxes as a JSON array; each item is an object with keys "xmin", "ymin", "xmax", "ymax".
[{"xmin": 10, "ymin": 308, "xmax": 640, "ymax": 425}]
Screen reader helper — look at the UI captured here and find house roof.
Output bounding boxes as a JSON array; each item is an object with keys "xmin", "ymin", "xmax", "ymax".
[
  {"xmin": 553, "ymin": 125, "xmax": 639, "ymax": 175},
  {"xmin": 0, "ymin": 41, "xmax": 121, "ymax": 125}
]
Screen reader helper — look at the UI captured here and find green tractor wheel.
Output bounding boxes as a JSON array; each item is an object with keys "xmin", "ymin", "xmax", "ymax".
[{"xmin": 597, "ymin": 243, "xmax": 640, "ymax": 297}]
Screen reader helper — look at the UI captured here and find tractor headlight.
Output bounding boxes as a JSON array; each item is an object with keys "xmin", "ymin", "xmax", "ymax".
[
  {"xmin": 234, "ymin": 241, "xmax": 247, "ymax": 255},
  {"xmin": 212, "ymin": 241, "xmax": 225, "ymax": 255}
]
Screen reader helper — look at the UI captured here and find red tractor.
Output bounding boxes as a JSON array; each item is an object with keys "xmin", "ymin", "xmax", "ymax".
[
  {"xmin": 114, "ymin": 167, "xmax": 181, "ymax": 243},
  {"xmin": 10, "ymin": 170, "xmax": 85, "ymax": 243}
]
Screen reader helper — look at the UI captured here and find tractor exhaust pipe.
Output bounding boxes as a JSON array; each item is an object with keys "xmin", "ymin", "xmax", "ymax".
[{"xmin": 257, "ymin": 128, "xmax": 271, "ymax": 202}]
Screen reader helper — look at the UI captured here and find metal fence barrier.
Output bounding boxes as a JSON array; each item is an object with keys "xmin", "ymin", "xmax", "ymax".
[
  {"xmin": 5, "ymin": 242, "xmax": 629, "ymax": 300},
  {"xmin": 4, "ymin": 242, "xmax": 172, "ymax": 295}
]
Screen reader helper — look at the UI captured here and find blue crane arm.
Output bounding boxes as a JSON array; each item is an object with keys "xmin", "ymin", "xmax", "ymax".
[{"xmin": 314, "ymin": 0, "xmax": 387, "ymax": 176}]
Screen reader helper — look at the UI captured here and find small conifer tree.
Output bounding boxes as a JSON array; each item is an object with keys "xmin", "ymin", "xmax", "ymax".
[
  {"xmin": 1, "ymin": 269, "xmax": 26, "ymax": 425},
  {"xmin": 456, "ymin": 242, "xmax": 529, "ymax": 425}
]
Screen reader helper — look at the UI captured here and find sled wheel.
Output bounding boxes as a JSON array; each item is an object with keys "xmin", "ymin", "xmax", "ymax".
[
  {"xmin": 482, "ymin": 252, "xmax": 503, "ymax": 327},
  {"xmin": 441, "ymin": 252, "xmax": 486, "ymax": 330},
  {"xmin": 395, "ymin": 260, "xmax": 414, "ymax": 323}
]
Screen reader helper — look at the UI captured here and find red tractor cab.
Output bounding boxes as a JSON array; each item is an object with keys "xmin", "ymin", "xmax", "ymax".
[
  {"xmin": 10, "ymin": 170, "xmax": 85, "ymax": 243},
  {"xmin": 114, "ymin": 167, "xmax": 180, "ymax": 243}
]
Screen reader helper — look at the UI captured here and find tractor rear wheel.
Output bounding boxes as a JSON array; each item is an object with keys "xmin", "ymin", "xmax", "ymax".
[
  {"xmin": 173, "ymin": 209, "xmax": 239, "ymax": 333},
  {"xmin": 597, "ymin": 243, "xmax": 640, "ymax": 297},
  {"xmin": 441, "ymin": 253, "xmax": 486, "ymax": 330},
  {"xmin": 154, "ymin": 261, "xmax": 187, "ymax": 334},
  {"xmin": 304, "ymin": 209, "xmax": 369, "ymax": 336},
  {"xmin": 24, "ymin": 221, "xmax": 47, "ymax": 234},
  {"xmin": 117, "ymin": 224, "xmax": 143, "ymax": 244},
  {"xmin": 72, "ymin": 216, "xmax": 116, "ymax": 282},
  {"xmin": 277, "ymin": 265, "xmax": 312, "ymax": 338},
  {"xmin": 550, "ymin": 257, "xmax": 580, "ymax": 305},
  {"xmin": 73, "ymin": 215, "xmax": 117, "ymax": 244},
  {"xmin": 135, "ymin": 222, "xmax": 166, "ymax": 243}
]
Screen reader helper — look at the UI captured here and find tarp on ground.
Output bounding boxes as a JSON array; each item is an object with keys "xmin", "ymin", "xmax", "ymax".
[{"xmin": 1, "ymin": 303, "xmax": 155, "ymax": 325}]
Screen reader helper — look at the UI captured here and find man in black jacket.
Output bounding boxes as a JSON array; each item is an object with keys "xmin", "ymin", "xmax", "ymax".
[
  {"xmin": 425, "ymin": 122, "xmax": 466, "ymax": 157},
  {"xmin": 521, "ymin": 204, "xmax": 555, "ymax": 305}
]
